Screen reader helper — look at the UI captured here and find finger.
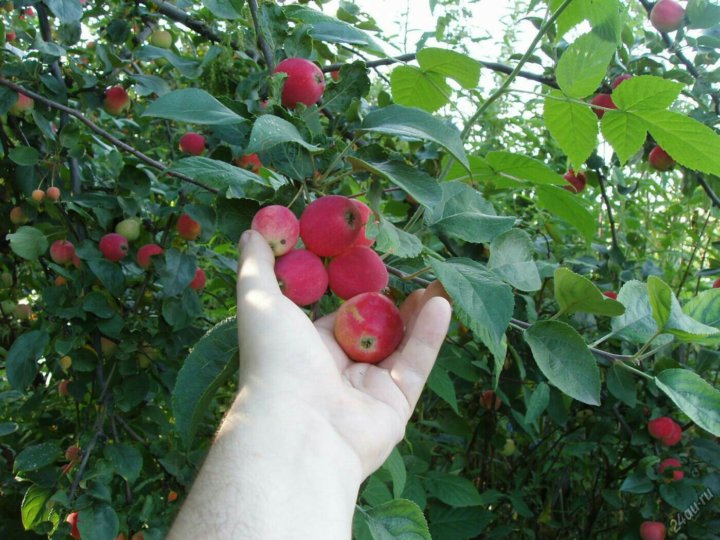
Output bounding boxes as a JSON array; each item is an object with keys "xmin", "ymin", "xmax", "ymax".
[
  {"xmin": 382, "ymin": 296, "xmax": 451, "ymax": 411},
  {"xmin": 398, "ymin": 289, "xmax": 425, "ymax": 325},
  {"xmin": 403, "ymin": 281, "xmax": 451, "ymax": 336},
  {"xmin": 236, "ymin": 230, "xmax": 282, "ymax": 300}
]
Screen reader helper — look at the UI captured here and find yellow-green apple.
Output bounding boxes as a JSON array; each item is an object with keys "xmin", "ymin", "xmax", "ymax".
[
  {"xmin": 150, "ymin": 29, "xmax": 172, "ymax": 48},
  {"xmin": 115, "ymin": 217, "xmax": 141, "ymax": 241}
]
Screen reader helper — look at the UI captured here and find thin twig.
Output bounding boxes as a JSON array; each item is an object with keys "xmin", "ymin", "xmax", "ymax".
[
  {"xmin": 697, "ymin": 176, "xmax": 720, "ymax": 208},
  {"xmin": 597, "ymin": 172, "xmax": 619, "ymax": 251},
  {"xmin": 0, "ymin": 78, "xmax": 218, "ymax": 194}
]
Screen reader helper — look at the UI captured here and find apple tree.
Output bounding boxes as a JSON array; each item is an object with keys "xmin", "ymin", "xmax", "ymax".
[{"xmin": 1, "ymin": 0, "xmax": 719, "ymax": 539}]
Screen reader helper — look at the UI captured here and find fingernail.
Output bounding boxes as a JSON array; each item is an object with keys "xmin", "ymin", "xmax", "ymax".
[{"xmin": 239, "ymin": 230, "xmax": 252, "ymax": 250}]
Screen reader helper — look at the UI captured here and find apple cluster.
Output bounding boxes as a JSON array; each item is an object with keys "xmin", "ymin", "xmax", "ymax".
[{"xmin": 250, "ymin": 195, "xmax": 405, "ymax": 363}]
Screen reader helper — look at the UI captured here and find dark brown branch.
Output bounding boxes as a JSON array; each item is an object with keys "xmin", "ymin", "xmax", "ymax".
[
  {"xmin": 248, "ymin": 0, "xmax": 274, "ymax": 71},
  {"xmin": 697, "ymin": 175, "xmax": 720, "ymax": 208},
  {"xmin": 0, "ymin": 78, "xmax": 219, "ymax": 194}
]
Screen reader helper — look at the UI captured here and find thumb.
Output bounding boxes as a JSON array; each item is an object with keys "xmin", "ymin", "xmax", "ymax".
[{"xmin": 237, "ymin": 230, "xmax": 281, "ymax": 299}]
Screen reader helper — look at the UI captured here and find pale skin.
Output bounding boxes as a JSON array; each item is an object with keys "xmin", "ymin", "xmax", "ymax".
[{"xmin": 168, "ymin": 230, "xmax": 452, "ymax": 539}]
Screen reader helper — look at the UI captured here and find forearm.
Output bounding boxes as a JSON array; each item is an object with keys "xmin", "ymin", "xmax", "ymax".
[{"xmin": 168, "ymin": 389, "xmax": 363, "ymax": 539}]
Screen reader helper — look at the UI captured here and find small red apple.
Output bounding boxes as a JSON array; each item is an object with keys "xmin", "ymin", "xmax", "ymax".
[
  {"xmin": 65, "ymin": 445, "xmax": 82, "ymax": 463},
  {"xmin": 99, "ymin": 233, "xmax": 129, "ymax": 261},
  {"xmin": 640, "ymin": 521, "xmax": 666, "ymax": 540},
  {"xmin": 236, "ymin": 153, "xmax": 262, "ymax": 173},
  {"xmin": 658, "ymin": 457, "xmax": 683, "ymax": 482},
  {"xmin": 9, "ymin": 92, "xmax": 34, "ymax": 115},
  {"xmin": 713, "ymin": 278, "xmax": 720, "ymax": 288},
  {"xmin": 480, "ymin": 389, "xmax": 502, "ymax": 410},
  {"xmin": 10, "ymin": 206, "xmax": 28, "ymax": 225},
  {"xmin": 179, "ymin": 132, "xmax": 205, "ymax": 155},
  {"xmin": 137, "ymin": 244, "xmax": 164, "ymax": 269},
  {"xmin": 6, "ymin": 30, "xmax": 15, "ymax": 41},
  {"xmin": 330, "ymin": 70, "xmax": 339, "ymax": 81},
  {"xmin": 58, "ymin": 379, "xmax": 70, "ymax": 397},
  {"xmin": 648, "ymin": 416, "xmax": 675, "ymax": 439},
  {"xmin": 273, "ymin": 57, "xmax": 326, "ymax": 108},
  {"xmin": 648, "ymin": 145, "xmax": 675, "ymax": 171},
  {"xmin": 603, "ymin": 291, "xmax": 618, "ymax": 300},
  {"xmin": 66, "ymin": 511, "xmax": 81, "ymax": 539},
  {"xmin": 274, "ymin": 249, "xmax": 328, "ymax": 306},
  {"xmin": 31, "ymin": 189, "xmax": 45, "ymax": 203},
  {"xmin": 590, "ymin": 93, "xmax": 616, "ymax": 118},
  {"xmin": 251, "ymin": 205, "xmax": 300, "ymax": 256},
  {"xmin": 327, "ymin": 246, "xmax": 388, "ymax": 300},
  {"xmin": 334, "ymin": 292, "xmax": 405, "ymax": 363},
  {"xmin": 562, "ymin": 169, "xmax": 587, "ymax": 193},
  {"xmin": 611, "ymin": 73, "xmax": 632, "ymax": 89},
  {"xmin": 177, "ymin": 213, "xmax": 201, "ymax": 241},
  {"xmin": 50, "ymin": 240, "xmax": 76, "ymax": 265},
  {"xmin": 189, "ymin": 268, "xmax": 206, "ymax": 290},
  {"xmin": 350, "ymin": 200, "xmax": 375, "ymax": 247},
  {"xmin": 300, "ymin": 195, "xmax": 362, "ymax": 257},
  {"xmin": 650, "ymin": 0, "xmax": 685, "ymax": 33},
  {"xmin": 104, "ymin": 86, "xmax": 130, "ymax": 115},
  {"xmin": 46, "ymin": 186, "xmax": 61, "ymax": 201}
]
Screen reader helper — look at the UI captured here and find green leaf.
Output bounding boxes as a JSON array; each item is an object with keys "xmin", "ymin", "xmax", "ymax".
[
  {"xmin": 0, "ymin": 422, "xmax": 18, "ymax": 437},
  {"xmin": 202, "ymin": 0, "xmax": 244, "ymax": 19},
  {"xmin": 525, "ymin": 382, "xmax": 550, "ymax": 425},
  {"xmin": 381, "ymin": 448, "xmax": 407, "ymax": 500},
  {"xmin": 647, "ymin": 276, "xmax": 719, "ymax": 341},
  {"xmin": 524, "ymin": 320, "xmax": 601, "ymax": 406},
  {"xmin": 87, "ymin": 260, "xmax": 125, "ymax": 297},
  {"xmin": 556, "ymin": 33, "xmax": 616, "ymax": 98},
  {"xmin": 9, "ymin": 146, "xmax": 39, "ymax": 166},
  {"xmin": 346, "ymin": 158, "xmax": 442, "ymax": 208},
  {"xmin": 143, "ymin": 88, "xmax": 244, "ymax": 125},
  {"xmin": 636, "ymin": 110, "xmax": 720, "ymax": 176},
  {"xmin": 78, "ymin": 504, "xmax": 119, "ymax": 540},
  {"xmin": 45, "ymin": 0, "xmax": 83, "ymax": 23},
  {"xmin": 367, "ymin": 219, "xmax": 422, "ymax": 259},
  {"xmin": 424, "ymin": 472, "xmax": 484, "ymax": 507},
  {"xmin": 135, "ymin": 46, "xmax": 202, "ymax": 78},
  {"xmin": 285, "ymin": 5, "xmax": 384, "ymax": 52},
  {"xmin": 21, "ymin": 485, "xmax": 52, "ymax": 530},
  {"xmin": 104, "ymin": 443, "xmax": 143, "ymax": 483},
  {"xmin": 655, "ymin": 369, "xmax": 720, "ymax": 436},
  {"xmin": 543, "ymin": 90, "xmax": 598, "ymax": 169},
  {"xmin": 391, "ymin": 65, "xmax": 450, "ymax": 112},
  {"xmin": 322, "ymin": 61, "xmax": 371, "ymax": 114},
  {"xmin": 158, "ymin": 249, "xmax": 196, "ymax": 298},
  {"xmin": 619, "ymin": 469, "xmax": 654, "ymax": 494},
  {"xmin": 536, "ymin": 185, "xmax": 597, "ymax": 243},
  {"xmin": 14, "ymin": 443, "xmax": 60, "ymax": 472},
  {"xmin": 659, "ymin": 482, "xmax": 699, "ymax": 511},
  {"xmin": 611, "ymin": 281, "xmax": 672, "ymax": 345},
  {"xmin": 363, "ymin": 499, "xmax": 431, "ymax": 540},
  {"xmin": 7, "ymin": 330, "xmax": 49, "ymax": 390},
  {"xmin": 554, "ymin": 267, "xmax": 625, "ymax": 317},
  {"xmin": 6, "ymin": 226, "xmax": 48, "ymax": 261},
  {"xmin": 170, "ymin": 157, "xmax": 274, "ymax": 200},
  {"xmin": 485, "ymin": 151, "xmax": 567, "ymax": 186},
  {"xmin": 246, "ymin": 115, "xmax": 321, "ymax": 153},
  {"xmin": 131, "ymin": 74, "xmax": 171, "ymax": 97},
  {"xmin": 361, "ymin": 105, "xmax": 469, "ymax": 169},
  {"xmin": 601, "ymin": 111, "xmax": 647, "ymax": 164},
  {"xmin": 488, "ymin": 229, "xmax": 541, "ymax": 292},
  {"xmin": 687, "ymin": 0, "xmax": 720, "ymax": 29},
  {"xmin": 610, "ymin": 75, "xmax": 684, "ymax": 111},
  {"xmin": 424, "ymin": 182, "xmax": 515, "ymax": 244},
  {"xmin": 429, "ymin": 258, "xmax": 513, "ymax": 374},
  {"xmin": 416, "ymin": 47, "xmax": 481, "ymax": 89},
  {"xmin": 428, "ymin": 506, "xmax": 494, "ymax": 540},
  {"xmin": 172, "ymin": 318, "xmax": 239, "ymax": 447},
  {"xmin": 607, "ymin": 363, "xmax": 637, "ymax": 407},
  {"xmin": 684, "ymin": 288, "xmax": 720, "ymax": 328},
  {"xmin": 427, "ymin": 365, "xmax": 459, "ymax": 415}
]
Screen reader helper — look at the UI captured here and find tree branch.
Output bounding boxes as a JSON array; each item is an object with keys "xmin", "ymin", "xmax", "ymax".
[
  {"xmin": 0, "ymin": 78, "xmax": 219, "ymax": 194},
  {"xmin": 248, "ymin": 0, "xmax": 275, "ymax": 71},
  {"xmin": 697, "ymin": 175, "xmax": 720, "ymax": 208},
  {"xmin": 597, "ymin": 172, "xmax": 619, "ymax": 251}
]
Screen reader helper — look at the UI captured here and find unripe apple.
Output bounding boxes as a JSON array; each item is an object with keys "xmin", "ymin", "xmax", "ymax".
[
  {"xmin": 1, "ymin": 300, "xmax": 16, "ymax": 315},
  {"xmin": 251, "ymin": 205, "xmax": 300, "ymax": 256},
  {"xmin": 650, "ymin": 0, "xmax": 685, "ymax": 33},
  {"xmin": 10, "ymin": 206, "xmax": 28, "ymax": 224},
  {"xmin": 500, "ymin": 438, "xmax": 515, "ymax": 456},
  {"xmin": 328, "ymin": 246, "xmax": 388, "ymax": 300},
  {"xmin": 177, "ymin": 213, "xmax": 201, "ymax": 241},
  {"xmin": 66, "ymin": 511, "xmax": 81, "ymax": 539},
  {"xmin": 115, "ymin": 217, "xmax": 141, "ymax": 241},
  {"xmin": 334, "ymin": 292, "xmax": 404, "ymax": 363},
  {"xmin": 101, "ymin": 337, "xmax": 117, "ymax": 358},
  {"xmin": 31, "ymin": 189, "xmax": 45, "ymax": 203},
  {"xmin": 658, "ymin": 457, "xmax": 683, "ymax": 482},
  {"xmin": 104, "ymin": 86, "xmax": 130, "ymax": 115},
  {"xmin": 137, "ymin": 243, "xmax": 164, "ymax": 269},
  {"xmin": 350, "ymin": 200, "xmax": 375, "ymax": 247},
  {"xmin": 190, "ymin": 268, "xmax": 206, "ymax": 290},
  {"xmin": 236, "ymin": 153, "xmax": 262, "ymax": 173},
  {"xmin": 562, "ymin": 169, "xmax": 587, "ymax": 193},
  {"xmin": 713, "ymin": 278, "xmax": 720, "ymax": 288},
  {"xmin": 59, "ymin": 355, "xmax": 72, "ymax": 370},
  {"xmin": 65, "ymin": 445, "xmax": 81, "ymax": 463},
  {"xmin": 300, "ymin": 195, "xmax": 362, "ymax": 257},
  {"xmin": 648, "ymin": 145, "xmax": 675, "ymax": 171},
  {"xmin": 99, "ymin": 233, "xmax": 129, "ymax": 261},
  {"xmin": 58, "ymin": 379, "xmax": 70, "ymax": 397},
  {"xmin": 273, "ymin": 58, "xmax": 326, "ymax": 108},
  {"xmin": 590, "ymin": 93, "xmax": 616, "ymax": 118},
  {"xmin": 1, "ymin": 271, "xmax": 12, "ymax": 288},
  {"xmin": 480, "ymin": 389, "xmax": 502, "ymax": 410},
  {"xmin": 603, "ymin": 291, "xmax": 618, "ymax": 300},
  {"xmin": 50, "ymin": 240, "xmax": 76, "ymax": 265},
  {"xmin": 46, "ymin": 186, "xmax": 61, "ymax": 201},
  {"xmin": 274, "ymin": 249, "xmax": 328, "ymax": 306},
  {"xmin": 9, "ymin": 92, "xmax": 34, "ymax": 115},
  {"xmin": 55, "ymin": 275, "xmax": 68, "ymax": 286},
  {"xmin": 640, "ymin": 521, "xmax": 666, "ymax": 540},
  {"xmin": 150, "ymin": 29, "xmax": 172, "ymax": 48},
  {"xmin": 179, "ymin": 132, "xmax": 205, "ymax": 155},
  {"xmin": 13, "ymin": 303, "xmax": 31, "ymax": 320}
]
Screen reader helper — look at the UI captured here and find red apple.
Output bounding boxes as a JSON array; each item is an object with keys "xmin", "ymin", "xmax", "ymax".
[
  {"xmin": 251, "ymin": 205, "xmax": 300, "ymax": 256},
  {"xmin": 658, "ymin": 457, "xmax": 683, "ymax": 482},
  {"xmin": 648, "ymin": 416, "xmax": 675, "ymax": 439},
  {"xmin": 274, "ymin": 249, "xmax": 328, "ymax": 306},
  {"xmin": 330, "ymin": 70, "xmax": 339, "ymax": 81},
  {"xmin": 650, "ymin": 0, "xmax": 685, "ymax": 33},
  {"xmin": 9, "ymin": 92, "xmax": 34, "ymax": 116},
  {"xmin": 58, "ymin": 379, "xmax": 70, "ymax": 397},
  {"xmin": 640, "ymin": 521, "xmax": 666, "ymax": 540},
  {"xmin": 55, "ymin": 276, "xmax": 68, "ymax": 286},
  {"xmin": 177, "ymin": 213, "xmax": 201, "ymax": 241},
  {"xmin": 46, "ymin": 186, "xmax": 61, "ymax": 201},
  {"xmin": 10, "ymin": 206, "xmax": 28, "ymax": 225},
  {"xmin": 590, "ymin": 93, "xmax": 616, "ymax": 118},
  {"xmin": 661, "ymin": 421, "xmax": 682, "ymax": 446},
  {"xmin": 648, "ymin": 145, "xmax": 675, "ymax": 171},
  {"xmin": 65, "ymin": 445, "xmax": 81, "ymax": 463},
  {"xmin": 480, "ymin": 389, "xmax": 502, "ymax": 410},
  {"xmin": 603, "ymin": 291, "xmax": 618, "ymax": 300},
  {"xmin": 99, "ymin": 233, "xmax": 129, "ymax": 261},
  {"xmin": 236, "ymin": 153, "xmax": 262, "ymax": 173},
  {"xmin": 273, "ymin": 58, "xmax": 326, "ymax": 108},
  {"xmin": 190, "ymin": 268, "xmax": 206, "ymax": 290},
  {"xmin": 31, "ymin": 189, "xmax": 45, "ymax": 202},
  {"xmin": 562, "ymin": 169, "xmax": 587, "ymax": 193},
  {"xmin": 137, "ymin": 244, "xmax": 164, "ymax": 269},
  {"xmin": 6, "ymin": 30, "xmax": 15, "ymax": 41},
  {"xmin": 611, "ymin": 73, "xmax": 632, "ymax": 89},
  {"xmin": 334, "ymin": 292, "xmax": 404, "ymax": 363},
  {"xmin": 50, "ymin": 240, "xmax": 76, "ymax": 265},
  {"xmin": 351, "ymin": 200, "xmax": 375, "ymax": 247},
  {"xmin": 104, "ymin": 86, "xmax": 130, "ymax": 115},
  {"xmin": 179, "ymin": 132, "xmax": 205, "ymax": 155},
  {"xmin": 713, "ymin": 278, "xmax": 720, "ymax": 288},
  {"xmin": 328, "ymin": 246, "xmax": 388, "ymax": 300},
  {"xmin": 300, "ymin": 195, "xmax": 361, "ymax": 257},
  {"xmin": 66, "ymin": 511, "xmax": 81, "ymax": 539}
]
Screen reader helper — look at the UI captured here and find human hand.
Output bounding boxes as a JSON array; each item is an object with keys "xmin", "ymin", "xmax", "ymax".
[{"xmin": 236, "ymin": 229, "xmax": 452, "ymax": 478}]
